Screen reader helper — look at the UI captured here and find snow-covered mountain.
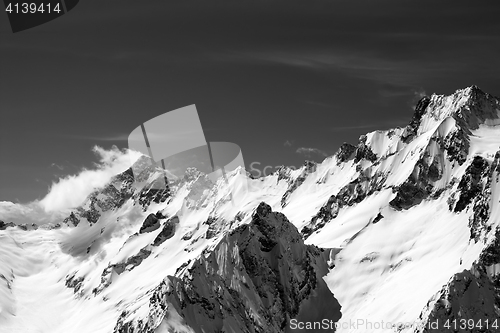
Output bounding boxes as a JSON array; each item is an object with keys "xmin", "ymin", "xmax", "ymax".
[{"xmin": 1, "ymin": 86, "xmax": 499, "ymax": 333}]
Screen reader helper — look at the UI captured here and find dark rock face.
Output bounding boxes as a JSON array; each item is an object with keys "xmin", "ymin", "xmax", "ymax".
[
  {"xmin": 163, "ymin": 203, "xmax": 341, "ymax": 333},
  {"xmin": 335, "ymin": 143, "xmax": 357, "ymax": 164},
  {"xmin": 427, "ymin": 158, "xmax": 443, "ymax": 182},
  {"xmin": 454, "ymin": 156, "xmax": 490, "ymax": 213},
  {"xmin": 139, "ymin": 214, "xmax": 161, "ymax": 234},
  {"xmin": 302, "ymin": 170, "xmax": 386, "ymax": 237},
  {"xmin": 111, "ymin": 167, "xmax": 136, "ymax": 206},
  {"xmin": 389, "ymin": 153, "xmax": 446, "ymax": 211},
  {"xmin": 354, "ymin": 135, "xmax": 377, "ymax": 163},
  {"xmin": 457, "ymin": 86, "xmax": 500, "ymax": 130},
  {"xmin": 112, "ymin": 248, "xmax": 152, "ymax": 275},
  {"xmin": 90, "ymin": 214, "xmax": 177, "ymax": 297},
  {"xmin": 420, "ymin": 228, "xmax": 500, "ymax": 332},
  {"xmin": 114, "ymin": 281, "xmax": 169, "ymax": 333},
  {"xmin": 117, "ymin": 203, "xmax": 341, "ymax": 333},
  {"xmin": 137, "ymin": 182, "xmax": 170, "ymax": 211},
  {"xmin": 402, "ymin": 96, "xmax": 431, "ymax": 143},
  {"xmin": 17, "ymin": 224, "xmax": 28, "ymax": 231},
  {"xmin": 436, "ymin": 88, "xmax": 500, "ymax": 166},
  {"xmin": 372, "ymin": 212, "xmax": 384, "ymax": 224},
  {"xmin": 276, "ymin": 166, "xmax": 293, "ymax": 183},
  {"xmin": 92, "ymin": 247, "xmax": 153, "ymax": 296},
  {"xmin": 438, "ymin": 126, "xmax": 470, "ymax": 166},
  {"xmin": 8, "ymin": 222, "xmax": 40, "ymax": 231},
  {"xmin": 447, "ymin": 155, "xmax": 496, "ymax": 242},
  {"xmin": 63, "ymin": 212, "xmax": 81, "ymax": 227},
  {"xmin": 302, "ymin": 195, "xmax": 337, "ymax": 238},
  {"xmin": 152, "ymin": 216, "xmax": 179, "ymax": 246},
  {"xmin": 204, "ymin": 216, "xmax": 221, "ymax": 240},
  {"xmin": 389, "ymin": 181, "xmax": 429, "ymax": 210},
  {"xmin": 481, "ymin": 228, "xmax": 500, "ymax": 267},
  {"xmin": 0, "ymin": 220, "xmax": 16, "ymax": 230},
  {"xmin": 65, "ymin": 273, "xmax": 85, "ymax": 296},
  {"xmin": 281, "ymin": 161, "xmax": 317, "ymax": 207},
  {"xmin": 79, "ymin": 198, "xmax": 101, "ymax": 225},
  {"xmin": 421, "ymin": 268, "xmax": 500, "ymax": 333},
  {"xmin": 92, "ymin": 266, "xmax": 113, "ymax": 296}
]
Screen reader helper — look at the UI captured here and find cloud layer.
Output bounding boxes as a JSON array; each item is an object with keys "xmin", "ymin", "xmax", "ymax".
[
  {"xmin": 296, "ymin": 147, "xmax": 328, "ymax": 158},
  {"xmin": 0, "ymin": 146, "xmax": 141, "ymax": 225}
]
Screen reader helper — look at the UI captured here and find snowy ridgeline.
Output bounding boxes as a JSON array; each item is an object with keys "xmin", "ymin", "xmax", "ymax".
[{"xmin": 0, "ymin": 86, "xmax": 500, "ymax": 333}]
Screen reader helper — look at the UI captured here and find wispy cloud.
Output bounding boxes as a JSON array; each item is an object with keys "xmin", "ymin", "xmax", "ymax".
[
  {"xmin": 284, "ymin": 140, "xmax": 294, "ymax": 147},
  {"xmin": 216, "ymin": 36, "xmax": 474, "ymax": 89},
  {"xmin": 40, "ymin": 146, "xmax": 141, "ymax": 212},
  {"xmin": 0, "ymin": 201, "xmax": 68, "ymax": 225},
  {"xmin": 64, "ymin": 128, "xmax": 217, "ymax": 143},
  {"xmin": 413, "ymin": 88, "xmax": 427, "ymax": 100},
  {"xmin": 296, "ymin": 147, "xmax": 328, "ymax": 158},
  {"xmin": 65, "ymin": 133, "xmax": 130, "ymax": 141},
  {"xmin": 51, "ymin": 163, "xmax": 65, "ymax": 171},
  {"xmin": 220, "ymin": 50, "xmax": 384, "ymax": 72},
  {"xmin": 331, "ymin": 119, "xmax": 408, "ymax": 132},
  {"xmin": 0, "ymin": 146, "xmax": 142, "ymax": 225}
]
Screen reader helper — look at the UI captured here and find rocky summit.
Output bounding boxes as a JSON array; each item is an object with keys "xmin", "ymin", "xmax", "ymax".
[{"xmin": 1, "ymin": 86, "xmax": 500, "ymax": 333}]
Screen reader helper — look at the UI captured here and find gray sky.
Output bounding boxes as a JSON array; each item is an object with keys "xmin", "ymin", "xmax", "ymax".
[{"xmin": 1, "ymin": 0, "xmax": 500, "ymax": 202}]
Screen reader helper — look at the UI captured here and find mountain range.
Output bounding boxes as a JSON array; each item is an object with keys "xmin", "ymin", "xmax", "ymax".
[{"xmin": 0, "ymin": 86, "xmax": 499, "ymax": 333}]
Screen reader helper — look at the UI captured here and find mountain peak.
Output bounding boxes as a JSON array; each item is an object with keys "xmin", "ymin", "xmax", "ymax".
[
  {"xmin": 401, "ymin": 86, "xmax": 500, "ymax": 144},
  {"xmin": 444, "ymin": 85, "xmax": 500, "ymax": 129},
  {"xmin": 456, "ymin": 84, "xmax": 482, "ymax": 95}
]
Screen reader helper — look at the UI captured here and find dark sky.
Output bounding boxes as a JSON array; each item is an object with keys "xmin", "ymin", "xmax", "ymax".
[{"xmin": 1, "ymin": 0, "xmax": 500, "ymax": 203}]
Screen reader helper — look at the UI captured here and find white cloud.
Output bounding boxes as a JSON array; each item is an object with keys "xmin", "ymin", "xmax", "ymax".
[
  {"xmin": 0, "ymin": 146, "xmax": 141, "ymax": 225},
  {"xmin": 51, "ymin": 163, "xmax": 65, "ymax": 171},
  {"xmin": 39, "ymin": 146, "xmax": 141, "ymax": 212},
  {"xmin": 413, "ymin": 88, "xmax": 427, "ymax": 101},
  {"xmin": 296, "ymin": 147, "xmax": 328, "ymax": 158},
  {"xmin": 0, "ymin": 201, "xmax": 63, "ymax": 225}
]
